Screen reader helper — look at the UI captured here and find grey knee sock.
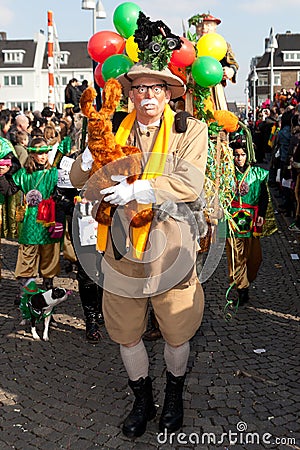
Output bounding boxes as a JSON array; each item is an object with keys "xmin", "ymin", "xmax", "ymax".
[
  {"xmin": 164, "ymin": 341, "xmax": 190, "ymax": 377},
  {"xmin": 120, "ymin": 340, "xmax": 149, "ymax": 381}
]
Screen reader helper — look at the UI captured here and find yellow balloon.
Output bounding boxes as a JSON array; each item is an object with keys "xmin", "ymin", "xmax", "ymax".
[
  {"xmin": 125, "ymin": 35, "xmax": 139, "ymax": 62},
  {"xmin": 196, "ymin": 33, "xmax": 227, "ymax": 61}
]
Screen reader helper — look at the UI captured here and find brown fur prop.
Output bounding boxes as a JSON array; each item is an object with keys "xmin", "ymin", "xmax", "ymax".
[{"xmin": 80, "ymin": 79, "xmax": 153, "ymax": 227}]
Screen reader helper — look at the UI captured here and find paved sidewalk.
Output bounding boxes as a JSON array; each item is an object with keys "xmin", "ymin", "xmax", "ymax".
[{"xmin": 0, "ymin": 192, "xmax": 299, "ymax": 450}]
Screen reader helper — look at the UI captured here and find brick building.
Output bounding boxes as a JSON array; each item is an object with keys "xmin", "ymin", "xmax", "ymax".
[{"xmin": 248, "ymin": 31, "xmax": 300, "ymax": 108}]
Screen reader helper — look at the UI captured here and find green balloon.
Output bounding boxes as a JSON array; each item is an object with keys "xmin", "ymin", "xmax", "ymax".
[
  {"xmin": 102, "ymin": 54, "xmax": 134, "ymax": 81},
  {"xmin": 191, "ymin": 56, "xmax": 223, "ymax": 88},
  {"xmin": 113, "ymin": 2, "xmax": 141, "ymax": 39}
]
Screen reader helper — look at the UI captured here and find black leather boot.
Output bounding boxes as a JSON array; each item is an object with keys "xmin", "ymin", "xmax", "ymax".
[
  {"xmin": 79, "ymin": 289, "xmax": 101, "ymax": 343},
  {"xmin": 238, "ymin": 287, "xmax": 249, "ymax": 305},
  {"xmin": 122, "ymin": 376, "xmax": 156, "ymax": 438},
  {"xmin": 78, "ymin": 265, "xmax": 104, "ymax": 343},
  {"xmin": 79, "ymin": 283, "xmax": 103, "ymax": 343},
  {"xmin": 95, "ymin": 310, "xmax": 105, "ymax": 326},
  {"xmin": 95, "ymin": 285, "xmax": 104, "ymax": 325},
  {"xmin": 159, "ymin": 371, "xmax": 186, "ymax": 432},
  {"xmin": 84, "ymin": 308, "xmax": 101, "ymax": 343}
]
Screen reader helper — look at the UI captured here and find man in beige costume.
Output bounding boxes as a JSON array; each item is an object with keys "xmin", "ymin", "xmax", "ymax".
[{"xmin": 70, "ymin": 63, "xmax": 208, "ymax": 437}]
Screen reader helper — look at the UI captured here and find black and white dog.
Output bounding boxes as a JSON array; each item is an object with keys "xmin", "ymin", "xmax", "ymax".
[{"xmin": 22, "ymin": 287, "xmax": 70, "ymax": 341}]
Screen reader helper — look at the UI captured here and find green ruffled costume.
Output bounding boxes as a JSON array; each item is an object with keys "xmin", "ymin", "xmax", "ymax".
[
  {"xmin": 227, "ymin": 166, "xmax": 277, "ymax": 238},
  {"xmin": 12, "ymin": 167, "xmax": 60, "ymax": 245}
]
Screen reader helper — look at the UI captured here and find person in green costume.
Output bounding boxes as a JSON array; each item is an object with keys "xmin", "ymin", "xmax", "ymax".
[
  {"xmin": 0, "ymin": 137, "xmax": 21, "ymax": 280},
  {"xmin": 0, "ymin": 137, "xmax": 63, "ymax": 303},
  {"xmin": 226, "ymin": 137, "xmax": 269, "ymax": 306}
]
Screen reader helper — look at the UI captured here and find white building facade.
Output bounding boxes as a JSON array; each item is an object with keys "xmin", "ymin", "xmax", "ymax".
[{"xmin": 0, "ymin": 31, "xmax": 93, "ymax": 112}]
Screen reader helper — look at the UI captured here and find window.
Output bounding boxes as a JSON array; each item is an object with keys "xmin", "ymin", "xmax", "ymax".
[
  {"xmin": 3, "ymin": 75, "xmax": 23, "ymax": 86},
  {"xmin": 258, "ymin": 73, "xmax": 268, "ymax": 86},
  {"xmin": 273, "ymin": 72, "xmax": 281, "ymax": 86},
  {"xmin": 283, "ymin": 51, "xmax": 300, "ymax": 62},
  {"xmin": 2, "ymin": 49, "xmax": 26, "ymax": 64},
  {"xmin": 59, "ymin": 51, "xmax": 70, "ymax": 65},
  {"xmin": 10, "ymin": 101, "xmax": 34, "ymax": 111},
  {"xmin": 62, "ymin": 76, "xmax": 67, "ymax": 85}
]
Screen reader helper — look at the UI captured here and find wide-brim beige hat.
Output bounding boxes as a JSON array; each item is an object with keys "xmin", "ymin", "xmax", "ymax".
[{"xmin": 117, "ymin": 63, "xmax": 186, "ymax": 99}]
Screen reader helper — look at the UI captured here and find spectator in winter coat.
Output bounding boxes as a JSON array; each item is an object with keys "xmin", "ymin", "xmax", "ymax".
[{"xmin": 64, "ymin": 78, "xmax": 81, "ymax": 108}]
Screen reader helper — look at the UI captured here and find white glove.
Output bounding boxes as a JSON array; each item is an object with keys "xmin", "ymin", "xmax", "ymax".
[
  {"xmin": 81, "ymin": 146, "xmax": 94, "ymax": 172},
  {"xmin": 100, "ymin": 175, "xmax": 156, "ymax": 206}
]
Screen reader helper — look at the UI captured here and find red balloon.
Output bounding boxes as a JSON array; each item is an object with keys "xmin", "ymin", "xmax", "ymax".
[
  {"xmin": 170, "ymin": 37, "xmax": 196, "ymax": 68},
  {"xmin": 87, "ymin": 30, "xmax": 126, "ymax": 64},
  {"xmin": 94, "ymin": 63, "xmax": 105, "ymax": 88}
]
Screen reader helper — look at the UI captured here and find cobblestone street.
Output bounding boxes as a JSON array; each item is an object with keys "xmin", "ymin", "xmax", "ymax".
[{"xmin": 0, "ymin": 191, "xmax": 299, "ymax": 450}]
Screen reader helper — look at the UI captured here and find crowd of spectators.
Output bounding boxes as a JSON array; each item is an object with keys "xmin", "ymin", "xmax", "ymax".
[
  {"xmin": 0, "ymin": 102, "xmax": 84, "ymax": 238},
  {"xmin": 248, "ymin": 84, "xmax": 300, "ymax": 232}
]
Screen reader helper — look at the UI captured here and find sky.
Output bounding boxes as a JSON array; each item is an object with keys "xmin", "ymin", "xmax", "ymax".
[{"xmin": 0, "ymin": 0, "xmax": 299, "ymax": 103}]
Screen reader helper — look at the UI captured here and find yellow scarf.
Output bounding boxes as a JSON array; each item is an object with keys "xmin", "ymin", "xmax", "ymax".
[{"xmin": 96, "ymin": 103, "xmax": 174, "ymax": 259}]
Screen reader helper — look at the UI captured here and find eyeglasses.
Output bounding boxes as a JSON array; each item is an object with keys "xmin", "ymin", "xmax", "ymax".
[{"xmin": 131, "ymin": 84, "xmax": 167, "ymax": 95}]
